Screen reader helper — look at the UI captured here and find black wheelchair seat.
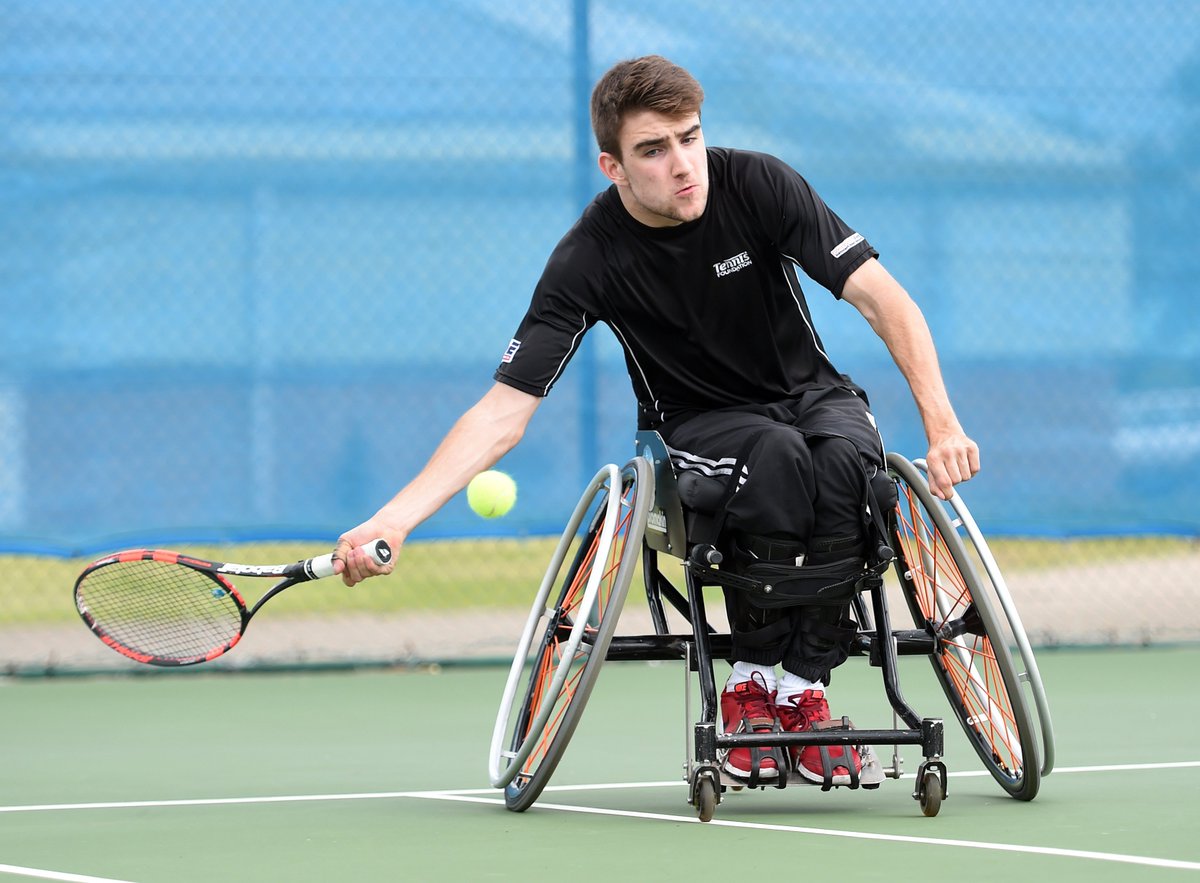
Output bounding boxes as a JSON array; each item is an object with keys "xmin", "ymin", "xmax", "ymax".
[{"xmin": 637, "ymin": 431, "xmax": 893, "ymax": 611}]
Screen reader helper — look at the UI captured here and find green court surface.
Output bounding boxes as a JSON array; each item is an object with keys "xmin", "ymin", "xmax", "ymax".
[{"xmin": 2, "ymin": 647, "xmax": 1198, "ymax": 881}]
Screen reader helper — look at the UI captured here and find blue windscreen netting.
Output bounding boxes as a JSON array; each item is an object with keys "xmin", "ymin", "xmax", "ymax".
[{"xmin": 1, "ymin": 0, "xmax": 1197, "ymax": 554}]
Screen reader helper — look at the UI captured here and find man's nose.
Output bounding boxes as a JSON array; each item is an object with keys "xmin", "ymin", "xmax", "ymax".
[{"xmin": 671, "ymin": 148, "xmax": 693, "ymax": 176}]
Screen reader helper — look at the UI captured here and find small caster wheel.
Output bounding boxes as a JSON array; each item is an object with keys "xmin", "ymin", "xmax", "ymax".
[
  {"xmin": 918, "ymin": 770, "xmax": 942, "ymax": 817},
  {"xmin": 696, "ymin": 777, "xmax": 718, "ymax": 822}
]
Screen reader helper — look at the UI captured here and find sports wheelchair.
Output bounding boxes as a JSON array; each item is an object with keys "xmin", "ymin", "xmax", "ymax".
[{"xmin": 489, "ymin": 431, "xmax": 1055, "ymax": 820}]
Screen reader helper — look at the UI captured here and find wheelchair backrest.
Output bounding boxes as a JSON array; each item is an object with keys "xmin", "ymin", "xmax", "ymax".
[{"xmin": 635, "ymin": 430, "xmax": 689, "ymax": 559}]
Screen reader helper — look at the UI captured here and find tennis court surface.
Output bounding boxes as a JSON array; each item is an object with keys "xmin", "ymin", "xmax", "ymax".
[{"xmin": 2, "ymin": 646, "xmax": 1198, "ymax": 882}]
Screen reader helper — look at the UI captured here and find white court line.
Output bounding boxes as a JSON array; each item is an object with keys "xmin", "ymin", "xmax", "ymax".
[
  {"xmin": 2, "ymin": 761, "xmax": 1198, "ymax": 878},
  {"xmin": 419, "ymin": 792, "xmax": 1200, "ymax": 872},
  {"xmin": 1, "ymin": 759, "xmax": 1198, "ymax": 815},
  {"xmin": 0, "ymin": 864, "xmax": 135, "ymax": 882},
  {"xmin": 0, "ymin": 791, "xmax": 434, "ymax": 814}
]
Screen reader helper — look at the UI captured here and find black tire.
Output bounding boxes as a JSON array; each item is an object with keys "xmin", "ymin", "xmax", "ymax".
[
  {"xmin": 887, "ymin": 453, "xmax": 1041, "ymax": 801},
  {"xmin": 695, "ymin": 776, "xmax": 718, "ymax": 822},
  {"xmin": 502, "ymin": 457, "xmax": 652, "ymax": 812},
  {"xmin": 919, "ymin": 769, "xmax": 943, "ymax": 817}
]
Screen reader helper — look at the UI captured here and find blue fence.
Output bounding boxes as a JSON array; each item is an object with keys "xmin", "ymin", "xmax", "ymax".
[{"xmin": 1, "ymin": 0, "xmax": 1198, "ymax": 552}]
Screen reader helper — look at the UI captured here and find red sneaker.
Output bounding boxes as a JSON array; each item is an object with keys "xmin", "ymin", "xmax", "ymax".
[
  {"xmin": 775, "ymin": 689, "xmax": 862, "ymax": 786},
  {"xmin": 719, "ymin": 674, "xmax": 780, "ymax": 783}
]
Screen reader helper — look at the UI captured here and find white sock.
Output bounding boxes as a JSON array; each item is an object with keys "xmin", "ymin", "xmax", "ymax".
[
  {"xmin": 777, "ymin": 670, "xmax": 825, "ymax": 702},
  {"xmin": 726, "ymin": 661, "xmax": 776, "ymax": 692}
]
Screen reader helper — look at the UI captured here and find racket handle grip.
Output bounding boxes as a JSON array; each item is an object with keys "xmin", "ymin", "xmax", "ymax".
[{"xmin": 310, "ymin": 538, "xmax": 393, "ymax": 580}]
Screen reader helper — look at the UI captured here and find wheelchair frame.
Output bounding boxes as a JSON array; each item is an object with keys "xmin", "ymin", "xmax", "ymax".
[{"xmin": 490, "ymin": 431, "xmax": 1054, "ymax": 821}]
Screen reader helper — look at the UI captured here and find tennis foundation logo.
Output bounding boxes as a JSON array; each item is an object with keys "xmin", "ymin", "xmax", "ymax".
[
  {"xmin": 830, "ymin": 233, "xmax": 864, "ymax": 259},
  {"xmin": 713, "ymin": 251, "xmax": 752, "ymax": 278},
  {"xmin": 501, "ymin": 338, "xmax": 522, "ymax": 363}
]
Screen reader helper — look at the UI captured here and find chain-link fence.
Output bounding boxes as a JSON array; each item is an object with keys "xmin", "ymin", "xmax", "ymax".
[{"xmin": 2, "ymin": 1, "xmax": 1198, "ymax": 673}]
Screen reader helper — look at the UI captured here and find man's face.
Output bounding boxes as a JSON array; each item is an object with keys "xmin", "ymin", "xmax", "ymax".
[{"xmin": 599, "ymin": 110, "xmax": 709, "ymax": 227}]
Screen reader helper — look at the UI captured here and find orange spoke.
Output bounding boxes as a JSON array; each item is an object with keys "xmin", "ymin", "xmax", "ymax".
[
  {"xmin": 518, "ymin": 473, "xmax": 640, "ymax": 780},
  {"xmin": 524, "ymin": 654, "xmax": 589, "ymax": 772},
  {"xmin": 890, "ymin": 474, "xmax": 1028, "ymax": 784},
  {"xmin": 940, "ymin": 643, "xmax": 1021, "ymax": 765}
]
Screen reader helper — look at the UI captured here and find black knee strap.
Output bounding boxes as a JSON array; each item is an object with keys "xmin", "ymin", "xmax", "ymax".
[
  {"xmin": 741, "ymin": 556, "xmax": 867, "ymax": 609},
  {"xmin": 808, "ymin": 533, "xmax": 865, "ymax": 564},
  {"xmin": 737, "ymin": 534, "xmax": 807, "ymax": 563}
]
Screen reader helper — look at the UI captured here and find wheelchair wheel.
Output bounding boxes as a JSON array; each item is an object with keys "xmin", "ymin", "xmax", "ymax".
[
  {"xmin": 886, "ymin": 453, "xmax": 1041, "ymax": 801},
  {"xmin": 933, "ymin": 469, "xmax": 1055, "ymax": 778},
  {"xmin": 488, "ymin": 457, "xmax": 652, "ymax": 811}
]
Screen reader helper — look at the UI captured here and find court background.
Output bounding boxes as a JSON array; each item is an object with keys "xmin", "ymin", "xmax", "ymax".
[{"xmin": 2, "ymin": 4, "xmax": 1200, "ymax": 881}]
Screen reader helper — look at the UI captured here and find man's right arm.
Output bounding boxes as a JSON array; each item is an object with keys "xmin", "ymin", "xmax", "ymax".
[
  {"xmin": 334, "ymin": 381, "xmax": 542, "ymax": 585},
  {"xmin": 840, "ymin": 258, "xmax": 979, "ymax": 500}
]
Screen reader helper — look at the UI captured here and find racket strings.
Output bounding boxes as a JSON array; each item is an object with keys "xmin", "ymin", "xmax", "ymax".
[{"xmin": 76, "ymin": 560, "xmax": 243, "ymax": 661}]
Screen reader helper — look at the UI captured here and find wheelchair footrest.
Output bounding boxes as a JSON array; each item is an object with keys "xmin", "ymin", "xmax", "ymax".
[
  {"xmin": 858, "ymin": 745, "xmax": 887, "ymax": 787},
  {"xmin": 785, "ymin": 756, "xmax": 888, "ymax": 790},
  {"xmin": 716, "ymin": 743, "xmax": 887, "ymax": 791}
]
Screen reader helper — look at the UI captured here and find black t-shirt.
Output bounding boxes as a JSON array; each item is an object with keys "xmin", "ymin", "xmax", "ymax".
[{"xmin": 494, "ymin": 147, "xmax": 878, "ymax": 429}]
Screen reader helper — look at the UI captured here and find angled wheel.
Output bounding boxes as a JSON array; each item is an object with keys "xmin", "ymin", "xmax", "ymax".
[
  {"xmin": 887, "ymin": 453, "xmax": 1042, "ymax": 801},
  {"xmin": 488, "ymin": 457, "xmax": 652, "ymax": 811},
  {"xmin": 935, "ymin": 471, "xmax": 1055, "ymax": 778}
]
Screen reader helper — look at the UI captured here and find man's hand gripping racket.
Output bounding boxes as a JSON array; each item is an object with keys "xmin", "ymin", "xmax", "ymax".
[{"xmin": 74, "ymin": 540, "xmax": 392, "ymax": 666}]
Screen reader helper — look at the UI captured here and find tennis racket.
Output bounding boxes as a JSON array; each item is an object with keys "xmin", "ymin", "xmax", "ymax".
[{"xmin": 74, "ymin": 539, "xmax": 392, "ymax": 667}]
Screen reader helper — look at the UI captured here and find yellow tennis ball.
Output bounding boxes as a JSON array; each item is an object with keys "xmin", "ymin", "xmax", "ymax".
[{"xmin": 467, "ymin": 470, "xmax": 517, "ymax": 518}]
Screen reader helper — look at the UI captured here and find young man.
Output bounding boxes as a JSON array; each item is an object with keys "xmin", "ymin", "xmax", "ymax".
[{"xmin": 335, "ymin": 56, "xmax": 979, "ymax": 786}]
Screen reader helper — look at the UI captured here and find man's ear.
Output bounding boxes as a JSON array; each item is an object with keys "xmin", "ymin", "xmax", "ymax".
[{"xmin": 598, "ymin": 152, "xmax": 626, "ymax": 186}]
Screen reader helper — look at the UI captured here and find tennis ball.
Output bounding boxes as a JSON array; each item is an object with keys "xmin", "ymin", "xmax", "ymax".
[{"xmin": 467, "ymin": 470, "xmax": 517, "ymax": 519}]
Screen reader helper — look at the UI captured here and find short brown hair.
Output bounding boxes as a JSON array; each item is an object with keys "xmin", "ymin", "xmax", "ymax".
[{"xmin": 590, "ymin": 56, "xmax": 705, "ymax": 157}]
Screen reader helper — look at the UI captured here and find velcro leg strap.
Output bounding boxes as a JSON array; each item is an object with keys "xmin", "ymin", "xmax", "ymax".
[
  {"xmin": 742, "ymin": 557, "xmax": 867, "ymax": 609},
  {"xmin": 737, "ymin": 534, "xmax": 807, "ymax": 564},
  {"xmin": 807, "ymin": 534, "xmax": 864, "ymax": 564}
]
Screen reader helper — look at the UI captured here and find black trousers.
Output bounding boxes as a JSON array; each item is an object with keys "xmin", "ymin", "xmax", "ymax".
[{"xmin": 661, "ymin": 385, "xmax": 886, "ymax": 683}]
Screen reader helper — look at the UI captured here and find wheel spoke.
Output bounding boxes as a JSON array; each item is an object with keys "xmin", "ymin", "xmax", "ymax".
[
  {"xmin": 887, "ymin": 454, "xmax": 1038, "ymax": 799},
  {"xmin": 498, "ymin": 457, "xmax": 651, "ymax": 810}
]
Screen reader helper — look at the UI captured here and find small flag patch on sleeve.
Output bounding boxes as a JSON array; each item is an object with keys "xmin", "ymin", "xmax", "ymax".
[{"xmin": 501, "ymin": 338, "xmax": 522, "ymax": 363}]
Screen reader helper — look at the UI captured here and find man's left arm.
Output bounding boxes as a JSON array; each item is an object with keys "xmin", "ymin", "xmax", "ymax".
[{"xmin": 840, "ymin": 258, "xmax": 979, "ymax": 499}]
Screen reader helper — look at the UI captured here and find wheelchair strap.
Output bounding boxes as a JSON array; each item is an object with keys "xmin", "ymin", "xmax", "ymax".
[
  {"xmin": 809, "ymin": 718, "xmax": 862, "ymax": 791},
  {"xmin": 681, "ymin": 428, "xmax": 895, "ymax": 568}
]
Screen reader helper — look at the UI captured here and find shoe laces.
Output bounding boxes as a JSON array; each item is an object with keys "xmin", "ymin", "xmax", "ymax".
[
  {"xmin": 728, "ymin": 672, "xmax": 775, "ymax": 728},
  {"xmin": 777, "ymin": 688, "xmax": 831, "ymax": 731}
]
